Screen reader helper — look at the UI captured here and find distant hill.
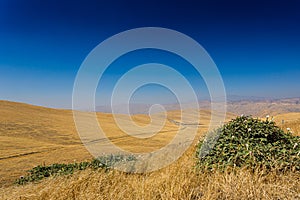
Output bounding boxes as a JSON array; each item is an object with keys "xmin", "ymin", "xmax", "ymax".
[
  {"xmin": 96, "ymin": 97, "xmax": 300, "ymax": 117},
  {"xmin": 226, "ymin": 97, "xmax": 300, "ymax": 117}
]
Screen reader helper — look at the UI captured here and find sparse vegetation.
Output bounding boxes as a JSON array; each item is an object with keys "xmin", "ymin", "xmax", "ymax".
[
  {"xmin": 196, "ymin": 116, "xmax": 300, "ymax": 172},
  {"xmin": 15, "ymin": 154, "xmax": 136, "ymax": 185},
  {"xmin": 1, "ymin": 147, "xmax": 300, "ymax": 200}
]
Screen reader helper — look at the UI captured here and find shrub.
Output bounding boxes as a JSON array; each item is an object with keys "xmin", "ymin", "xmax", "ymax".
[
  {"xmin": 196, "ymin": 116, "xmax": 300, "ymax": 172},
  {"xmin": 16, "ymin": 154, "xmax": 136, "ymax": 185}
]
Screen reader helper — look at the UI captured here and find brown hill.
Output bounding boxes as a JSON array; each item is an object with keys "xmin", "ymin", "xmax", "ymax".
[
  {"xmin": 0, "ymin": 100, "xmax": 235, "ymax": 186},
  {"xmin": 0, "ymin": 100, "xmax": 299, "ymax": 199},
  {"xmin": 0, "ymin": 100, "xmax": 91, "ymax": 186}
]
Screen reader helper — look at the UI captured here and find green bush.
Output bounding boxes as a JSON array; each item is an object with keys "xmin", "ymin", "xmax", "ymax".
[
  {"xmin": 16, "ymin": 154, "xmax": 136, "ymax": 185},
  {"xmin": 196, "ymin": 116, "xmax": 300, "ymax": 172}
]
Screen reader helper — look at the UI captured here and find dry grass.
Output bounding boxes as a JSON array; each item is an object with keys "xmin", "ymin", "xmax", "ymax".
[
  {"xmin": 0, "ymin": 100, "xmax": 93, "ymax": 186},
  {"xmin": 1, "ymin": 146, "xmax": 299, "ymax": 200},
  {"xmin": 0, "ymin": 100, "xmax": 300, "ymax": 199},
  {"xmin": 274, "ymin": 112, "xmax": 300, "ymax": 136},
  {"xmin": 0, "ymin": 100, "xmax": 234, "ymax": 186}
]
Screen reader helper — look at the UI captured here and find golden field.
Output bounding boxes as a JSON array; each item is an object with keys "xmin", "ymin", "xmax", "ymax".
[{"xmin": 0, "ymin": 100, "xmax": 300, "ymax": 199}]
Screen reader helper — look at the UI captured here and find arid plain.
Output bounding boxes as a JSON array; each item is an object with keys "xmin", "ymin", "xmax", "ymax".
[{"xmin": 0, "ymin": 100, "xmax": 299, "ymax": 199}]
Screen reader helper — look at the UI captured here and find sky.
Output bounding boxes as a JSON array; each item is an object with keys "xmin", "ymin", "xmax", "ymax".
[{"xmin": 0, "ymin": 0, "xmax": 299, "ymax": 108}]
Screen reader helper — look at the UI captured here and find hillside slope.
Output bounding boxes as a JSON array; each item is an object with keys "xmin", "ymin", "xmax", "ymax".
[
  {"xmin": 0, "ymin": 101, "xmax": 92, "ymax": 186},
  {"xmin": 0, "ymin": 101, "xmax": 299, "ymax": 199},
  {"xmin": 0, "ymin": 100, "xmax": 235, "ymax": 186}
]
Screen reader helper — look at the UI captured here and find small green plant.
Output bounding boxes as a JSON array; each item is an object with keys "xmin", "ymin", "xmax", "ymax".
[
  {"xmin": 15, "ymin": 154, "xmax": 136, "ymax": 185},
  {"xmin": 196, "ymin": 116, "xmax": 300, "ymax": 172},
  {"xmin": 93, "ymin": 154, "xmax": 136, "ymax": 169}
]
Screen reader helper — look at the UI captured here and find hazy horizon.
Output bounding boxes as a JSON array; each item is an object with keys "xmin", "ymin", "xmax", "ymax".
[{"xmin": 1, "ymin": 95, "xmax": 300, "ymax": 111}]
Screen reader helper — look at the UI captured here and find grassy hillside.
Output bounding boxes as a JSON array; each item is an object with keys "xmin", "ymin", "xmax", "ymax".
[
  {"xmin": 0, "ymin": 100, "xmax": 235, "ymax": 187},
  {"xmin": 1, "ymin": 100, "xmax": 299, "ymax": 199},
  {"xmin": 0, "ymin": 100, "xmax": 92, "ymax": 186}
]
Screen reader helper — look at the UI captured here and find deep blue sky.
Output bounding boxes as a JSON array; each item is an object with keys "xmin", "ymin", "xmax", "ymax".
[{"xmin": 0, "ymin": 0, "xmax": 299, "ymax": 108}]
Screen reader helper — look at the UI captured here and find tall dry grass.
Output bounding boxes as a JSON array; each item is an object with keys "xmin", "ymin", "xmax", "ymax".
[{"xmin": 1, "ymin": 145, "xmax": 299, "ymax": 200}]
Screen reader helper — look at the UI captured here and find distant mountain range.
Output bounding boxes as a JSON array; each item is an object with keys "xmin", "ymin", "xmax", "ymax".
[
  {"xmin": 96, "ymin": 97, "xmax": 300, "ymax": 117},
  {"xmin": 226, "ymin": 97, "xmax": 300, "ymax": 117}
]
